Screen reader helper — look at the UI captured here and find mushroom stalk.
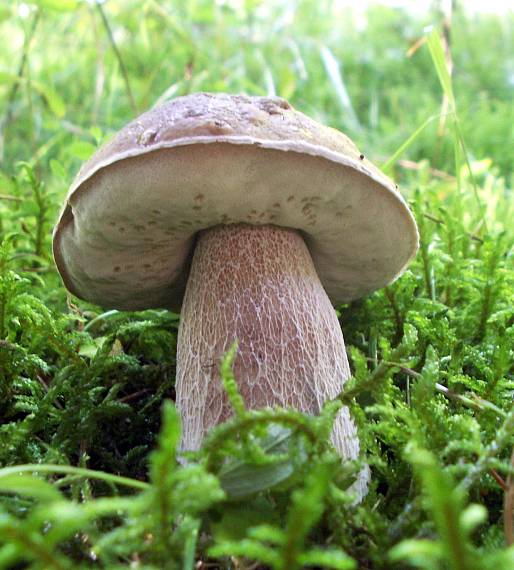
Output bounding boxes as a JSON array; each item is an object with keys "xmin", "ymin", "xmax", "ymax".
[{"xmin": 176, "ymin": 223, "xmax": 365, "ymax": 490}]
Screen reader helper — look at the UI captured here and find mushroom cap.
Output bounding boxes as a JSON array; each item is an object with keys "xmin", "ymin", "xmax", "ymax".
[{"xmin": 53, "ymin": 92, "xmax": 418, "ymax": 311}]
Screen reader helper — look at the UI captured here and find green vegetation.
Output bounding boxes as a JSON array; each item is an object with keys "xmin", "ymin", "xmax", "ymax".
[{"xmin": 0, "ymin": 1, "xmax": 512, "ymax": 568}]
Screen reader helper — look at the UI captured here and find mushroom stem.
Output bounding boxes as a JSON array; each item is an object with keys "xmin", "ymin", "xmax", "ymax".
[{"xmin": 176, "ymin": 223, "xmax": 367, "ymax": 495}]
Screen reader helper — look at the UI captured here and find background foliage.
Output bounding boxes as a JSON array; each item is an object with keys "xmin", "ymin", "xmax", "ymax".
[{"xmin": 0, "ymin": 0, "xmax": 513, "ymax": 568}]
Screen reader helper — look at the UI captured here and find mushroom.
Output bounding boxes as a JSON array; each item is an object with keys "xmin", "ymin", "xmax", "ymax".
[{"xmin": 53, "ymin": 93, "xmax": 418, "ymax": 500}]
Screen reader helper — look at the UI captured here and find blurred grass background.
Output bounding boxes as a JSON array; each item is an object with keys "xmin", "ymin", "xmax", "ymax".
[{"xmin": 1, "ymin": 0, "xmax": 513, "ymax": 178}]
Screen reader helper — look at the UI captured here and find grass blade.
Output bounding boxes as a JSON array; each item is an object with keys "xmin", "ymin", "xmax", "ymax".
[{"xmin": 382, "ymin": 113, "xmax": 441, "ymax": 174}]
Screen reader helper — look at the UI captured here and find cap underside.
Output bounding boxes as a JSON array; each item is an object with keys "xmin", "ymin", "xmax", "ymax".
[{"xmin": 53, "ymin": 140, "xmax": 418, "ymax": 311}]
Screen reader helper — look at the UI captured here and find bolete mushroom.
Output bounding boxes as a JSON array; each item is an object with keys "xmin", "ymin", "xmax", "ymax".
[{"xmin": 53, "ymin": 92, "xmax": 418, "ymax": 500}]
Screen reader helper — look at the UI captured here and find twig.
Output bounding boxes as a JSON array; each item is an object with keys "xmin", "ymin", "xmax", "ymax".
[
  {"xmin": 432, "ymin": 382, "xmax": 505, "ymax": 416},
  {"xmin": 95, "ymin": 1, "xmax": 137, "ymax": 114},
  {"xmin": 118, "ymin": 389, "xmax": 151, "ymax": 404},
  {"xmin": 505, "ymin": 448, "xmax": 514, "ymax": 545},
  {"xmin": 20, "ymin": 266, "xmax": 50, "ymax": 273},
  {"xmin": 406, "ymin": 35, "xmax": 426, "ymax": 58},
  {"xmin": 37, "ymin": 374, "xmax": 64, "ymax": 410},
  {"xmin": 397, "ymin": 158, "xmax": 455, "ymax": 181},
  {"xmin": 0, "ymin": 194, "xmax": 22, "ymax": 202},
  {"xmin": 422, "ymin": 212, "xmax": 484, "ymax": 243},
  {"xmin": 490, "ymin": 468, "xmax": 507, "ymax": 491},
  {"xmin": 364, "ymin": 357, "xmax": 506, "ymax": 417}
]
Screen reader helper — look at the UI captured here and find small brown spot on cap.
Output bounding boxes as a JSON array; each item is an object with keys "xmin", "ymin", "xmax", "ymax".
[
  {"xmin": 138, "ymin": 129, "xmax": 158, "ymax": 146},
  {"xmin": 259, "ymin": 96, "xmax": 292, "ymax": 115},
  {"xmin": 184, "ymin": 108, "xmax": 203, "ymax": 118},
  {"xmin": 207, "ymin": 119, "xmax": 233, "ymax": 134}
]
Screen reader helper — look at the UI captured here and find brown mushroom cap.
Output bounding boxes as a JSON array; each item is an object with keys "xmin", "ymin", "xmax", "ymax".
[{"xmin": 53, "ymin": 92, "xmax": 418, "ymax": 311}]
